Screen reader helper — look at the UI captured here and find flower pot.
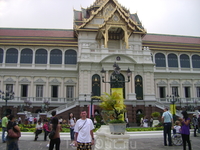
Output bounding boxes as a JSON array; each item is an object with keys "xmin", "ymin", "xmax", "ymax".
[{"xmin": 108, "ymin": 123, "xmax": 126, "ymax": 134}]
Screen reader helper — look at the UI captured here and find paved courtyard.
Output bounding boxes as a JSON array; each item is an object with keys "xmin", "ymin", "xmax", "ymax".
[{"xmin": 0, "ymin": 135, "xmax": 200, "ymax": 150}]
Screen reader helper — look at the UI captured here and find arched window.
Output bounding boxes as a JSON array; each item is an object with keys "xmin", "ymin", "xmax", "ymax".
[
  {"xmin": 155, "ymin": 53, "xmax": 166, "ymax": 67},
  {"xmin": 180, "ymin": 54, "xmax": 190, "ymax": 68},
  {"xmin": 20, "ymin": 48, "xmax": 33, "ymax": 64},
  {"xmin": 0, "ymin": 48, "xmax": 3, "ymax": 63},
  {"xmin": 50, "ymin": 49, "xmax": 62, "ymax": 64},
  {"xmin": 6, "ymin": 48, "xmax": 18, "ymax": 63},
  {"xmin": 192, "ymin": 55, "xmax": 200, "ymax": 68},
  {"xmin": 92, "ymin": 74, "xmax": 101, "ymax": 96},
  {"xmin": 135, "ymin": 75, "xmax": 143, "ymax": 100},
  {"xmin": 65, "ymin": 50, "xmax": 77, "ymax": 64},
  {"xmin": 168, "ymin": 53, "xmax": 178, "ymax": 67},
  {"xmin": 35, "ymin": 49, "xmax": 47, "ymax": 64}
]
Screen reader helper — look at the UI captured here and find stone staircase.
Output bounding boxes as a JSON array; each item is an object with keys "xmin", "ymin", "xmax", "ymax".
[{"xmin": 47, "ymin": 101, "xmax": 77, "ymax": 117}]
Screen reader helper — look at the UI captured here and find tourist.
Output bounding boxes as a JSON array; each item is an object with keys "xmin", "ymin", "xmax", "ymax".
[
  {"xmin": 1, "ymin": 113, "xmax": 10, "ymax": 143},
  {"xmin": 179, "ymin": 111, "xmax": 192, "ymax": 150},
  {"xmin": 68, "ymin": 112, "xmax": 76, "ymax": 146},
  {"xmin": 49, "ymin": 117, "xmax": 62, "ymax": 150},
  {"xmin": 43, "ymin": 120, "xmax": 50, "ymax": 141},
  {"xmin": 143, "ymin": 116, "xmax": 148, "ymax": 127},
  {"xmin": 6, "ymin": 115, "xmax": 21, "ymax": 150},
  {"xmin": 192, "ymin": 114, "xmax": 198, "ymax": 137},
  {"xmin": 173, "ymin": 121, "xmax": 181, "ymax": 134},
  {"xmin": 46, "ymin": 111, "xmax": 57, "ymax": 147},
  {"xmin": 59, "ymin": 116, "xmax": 63, "ymax": 124},
  {"xmin": 74, "ymin": 110, "xmax": 95, "ymax": 149},
  {"xmin": 34, "ymin": 120, "xmax": 43, "ymax": 141},
  {"xmin": 149, "ymin": 116, "xmax": 153, "ymax": 127},
  {"xmin": 162, "ymin": 108, "xmax": 173, "ymax": 146}
]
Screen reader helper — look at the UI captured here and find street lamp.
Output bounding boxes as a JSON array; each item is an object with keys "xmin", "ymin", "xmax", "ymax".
[
  {"xmin": 101, "ymin": 62, "xmax": 131, "ymax": 87},
  {"xmin": 0, "ymin": 90, "xmax": 15, "ymax": 107},
  {"xmin": 167, "ymin": 94, "xmax": 179, "ymax": 122},
  {"xmin": 43, "ymin": 99, "xmax": 50, "ymax": 111}
]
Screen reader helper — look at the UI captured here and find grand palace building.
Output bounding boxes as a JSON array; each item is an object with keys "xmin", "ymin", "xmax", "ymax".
[{"xmin": 0, "ymin": 0, "xmax": 200, "ymax": 124}]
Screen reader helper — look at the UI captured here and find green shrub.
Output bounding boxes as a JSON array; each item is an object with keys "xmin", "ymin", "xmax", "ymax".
[
  {"xmin": 151, "ymin": 112, "xmax": 161, "ymax": 117},
  {"xmin": 109, "ymin": 119, "xmax": 125, "ymax": 124},
  {"xmin": 95, "ymin": 123, "xmax": 101, "ymax": 128}
]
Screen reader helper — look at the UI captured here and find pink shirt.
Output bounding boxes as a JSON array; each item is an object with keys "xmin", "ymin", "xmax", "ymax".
[{"xmin": 43, "ymin": 124, "xmax": 50, "ymax": 132}]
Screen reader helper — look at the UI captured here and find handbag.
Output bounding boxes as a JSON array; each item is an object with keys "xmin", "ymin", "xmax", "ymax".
[
  {"xmin": 48, "ymin": 130, "xmax": 56, "ymax": 139},
  {"xmin": 7, "ymin": 128, "xmax": 21, "ymax": 138}
]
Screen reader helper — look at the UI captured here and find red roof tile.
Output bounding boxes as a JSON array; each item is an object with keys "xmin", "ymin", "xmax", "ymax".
[
  {"xmin": 0, "ymin": 28, "xmax": 74, "ymax": 38},
  {"xmin": 143, "ymin": 34, "xmax": 200, "ymax": 44}
]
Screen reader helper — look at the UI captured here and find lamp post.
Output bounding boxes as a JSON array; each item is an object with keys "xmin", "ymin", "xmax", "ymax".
[
  {"xmin": 0, "ymin": 90, "xmax": 15, "ymax": 115},
  {"xmin": 43, "ymin": 99, "xmax": 50, "ymax": 111},
  {"xmin": 101, "ymin": 62, "xmax": 131, "ymax": 87},
  {"xmin": 23, "ymin": 99, "xmax": 32, "ymax": 112},
  {"xmin": 100, "ymin": 62, "xmax": 131, "ymax": 121},
  {"xmin": 167, "ymin": 94, "xmax": 179, "ymax": 122}
]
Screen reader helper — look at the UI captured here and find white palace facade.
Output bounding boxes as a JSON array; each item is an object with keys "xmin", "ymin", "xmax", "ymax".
[{"xmin": 0, "ymin": 0, "xmax": 200, "ymax": 124}]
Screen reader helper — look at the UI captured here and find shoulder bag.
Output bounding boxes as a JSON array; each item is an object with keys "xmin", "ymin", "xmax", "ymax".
[
  {"xmin": 49, "ymin": 129, "xmax": 56, "ymax": 139},
  {"xmin": 7, "ymin": 125, "xmax": 21, "ymax": 138},
  {"xmin": 78, "ymin": 119, "xmax": 87, "ymax": 132}
]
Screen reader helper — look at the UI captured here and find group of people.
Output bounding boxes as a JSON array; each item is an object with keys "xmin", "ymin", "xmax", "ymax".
[
  {"xmin": 162, "ymin": 108, "xmax": 200, "ymax": 150},
  {"xmin": 1, "ymin": 110, "xmax": 95, "ymax": 150},
  {"xmin": 140, "ymin": 116, "xmax": 154, "ymax": 127}
]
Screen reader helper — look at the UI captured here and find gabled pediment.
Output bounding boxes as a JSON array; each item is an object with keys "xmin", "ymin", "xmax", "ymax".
[{"xmin": 74, "ymin": 0, "xmax": 146, "ymax": 34}]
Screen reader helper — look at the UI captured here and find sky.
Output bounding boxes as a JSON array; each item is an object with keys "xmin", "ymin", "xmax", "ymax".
[{"xmin": 0, "ymin": 0, "xmax": 200, "ymax": 37}]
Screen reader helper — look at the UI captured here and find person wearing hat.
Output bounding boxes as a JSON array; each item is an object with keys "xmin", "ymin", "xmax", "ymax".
[{"xmin": 192, "ymin": 114, "xmax": 198, "ymax": 137}]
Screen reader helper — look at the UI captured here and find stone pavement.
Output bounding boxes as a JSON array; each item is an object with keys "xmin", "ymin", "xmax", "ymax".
[{"xmin": 0, "ymin": 136, "xmax": 200, "ymax": 150}]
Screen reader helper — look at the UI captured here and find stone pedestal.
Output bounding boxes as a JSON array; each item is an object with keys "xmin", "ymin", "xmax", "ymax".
[
  {"xmin": 152, "ymin": 120, "xmax": 160, "ymax": 127},
  {"xmin": 94, "ymin": 125, "xmax": 130, "ymax": 150}
]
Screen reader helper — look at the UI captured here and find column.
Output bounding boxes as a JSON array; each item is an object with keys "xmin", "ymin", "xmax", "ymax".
[
  {"xmin": 178, "ymin": 54, "xmax": 181, "ymax": 71},
  {"xmin": 17, "ymin": 49, "xmax": 21, "ymax": 67},
  {"xmin": 62, "ymin": 49, "xmax": 65, "ymax": 69},
  {"xmin": 165, "ymin": 53, "xmax": 168, "ymax": 71},
  {"xmin": 105, "ymin": 71, "xmax": 110, "ymax": 93},
  {"xmin": 61, "ymin": 77, "xmax": 64, "ymax": 102},
  {"xmin": 47, "ymin": 49, "xmax": 50, "ymax": 69},
  {"xmin": 15, "ymin": 76, "xmax": 19, "ymax": 101},
  {"xmin": 2, "ymin": 47, "xmax": 6, "ymax": 67},
  {"xmin": 32, "ymin": 48, "xmax": 35, "ymax": 67},
  {"xmin": 131, "ymin": 73, "xmax": 135, "ymax": 93}
]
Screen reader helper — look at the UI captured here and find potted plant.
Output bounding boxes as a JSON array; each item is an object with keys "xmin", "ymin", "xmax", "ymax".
[
  {"xmin": 151, "ymin": 111, "xmax": 161, "ymax": 119},
  {"xmin": 93, "ymin": 91, "xmax": 126, "ymax": 134}
]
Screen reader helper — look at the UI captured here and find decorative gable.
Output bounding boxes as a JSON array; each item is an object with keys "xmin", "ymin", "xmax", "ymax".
[
  {"xmin": 49, "ymin": 78, "xmax": 61, "ymax": 85},
  {"xmin": 34, "ymin": 78, "xmax": 45, "ymax": 84},
  {"xmin": 64, "ymin": 79, "xmax": 76, "ymax": 85},
  {"xmin": 170, "ymin": 81, "xmax": 179, "ymax": 85},
  {"xmin": 182, "ymin": 81, "xmax": 192, "ymax": 86},
  {"xmin": 195, "ymin": 81, "xmax": 200, "ymax": 85},
  {"xmin": 19, "ymin": 78, "xmax": 31, "ymax": 84},
  {"xmin": 157, "ymin": 80, "xmax": 167, "ymax": 86},
  {"xmin": 4, "ymin": 77, "xmax": 16, "ymax": 84}
]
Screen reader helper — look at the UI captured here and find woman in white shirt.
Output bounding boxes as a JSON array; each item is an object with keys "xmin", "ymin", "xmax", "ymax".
[{"xmin": 68, "ymin": 113, "xmax": 76, "ymax": 146}]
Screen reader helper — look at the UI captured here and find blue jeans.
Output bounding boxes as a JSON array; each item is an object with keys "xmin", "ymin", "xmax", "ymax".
[
  {"xmin": 2, "ymin": 127, "xmax": 7, "ymax": 142},
  {"xmin": 6, "ymin": 136, "xmax": 19, "ymax": 150},
  {"xmin": 163, "ymin": 123, "xmax": 172, "ymax": 146},
  {"xmin": 70, "ymin": 128, "xmax": 74, "ymax": 141}
]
